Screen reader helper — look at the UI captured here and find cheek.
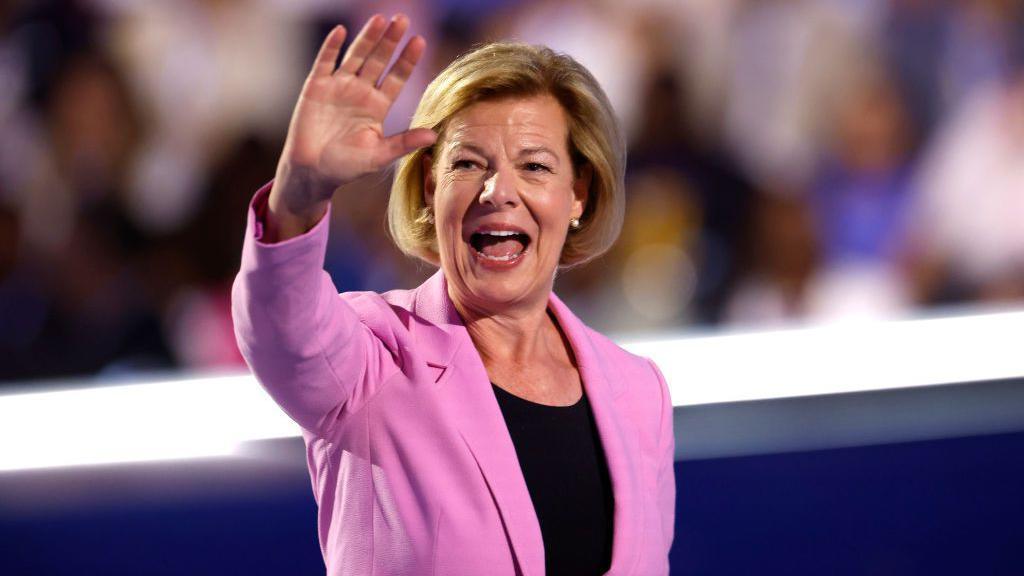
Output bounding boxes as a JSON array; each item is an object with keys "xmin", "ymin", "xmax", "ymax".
[
  {"xmin": 534, "ymin": 186, "xmax": 574, "ymax": 226},
  {"xmin": 436, "ymin": 173, "xmax": 480, "ymax": 211},
  {"xmin": 434, "ymin": 184, "xmax": 473, "ymax": 253},
  {"xmin": 435, "ymin": 211, "xmax": 462, "ymax": 254}
]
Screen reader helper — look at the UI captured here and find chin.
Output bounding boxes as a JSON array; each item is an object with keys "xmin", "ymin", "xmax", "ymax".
[
  {"xmin": 455, "ymin": 259, "xmax": 551, "ymax": 309},
  {"xmin": 468, "ymin": 271, "xmax": 534, "ymax": 302}
]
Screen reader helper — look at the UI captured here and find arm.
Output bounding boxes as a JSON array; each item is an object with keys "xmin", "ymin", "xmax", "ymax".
[
  {"xmin": 230, "ymin": 15, "xmax": 435, "ymax": 433},
  {"xmin": 231, "ymin": 183, "xmax": 376, "ymax": 434},
  {"xmin": 648, "ymin": 358, "xmax": 677, "ymax": 557}
]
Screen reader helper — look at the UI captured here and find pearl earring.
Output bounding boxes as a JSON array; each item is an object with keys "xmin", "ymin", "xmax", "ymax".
[{"xmin": 569, "ymin": 217, "xmax": 581, "ymax": 229}]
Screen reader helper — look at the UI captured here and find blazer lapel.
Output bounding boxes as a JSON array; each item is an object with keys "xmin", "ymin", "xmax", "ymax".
[
  {"xmin": 549, "ymin": 293, "xmax": 644, "ymax": 575},
  {"xmin": 410, "ymin": 271, "xmax": 545, "ymax": 576},
  {"xmin": 407, "ymin": 271, "xmax": 644, "ymax": 576}
]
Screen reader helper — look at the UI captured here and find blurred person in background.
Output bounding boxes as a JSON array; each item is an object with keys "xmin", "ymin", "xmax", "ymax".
[
  {"xmin": 1, "ymin": 46, "xmax": 175, "ymax": 380},
  {"xmin": 18, "ymin": 47, "xmax": 142, "ymax": 259},
  {"xmin": 625, "ymin": 9, "xmax": 754, "ymax": 326},
  {"xmin": 907, "ymin": 10, "xmax": 1024, "ymax": 305},
  {"xmin": 557, "ymin": 6, "xmax": 755, "ymax": 331},
  {"xmin": 724, "ymin": 55, "xmax": 920, "ymax": 325},
  {"xmin": 722, "ymin": 0, "xmax": 863, "ymax": 189},
  {"xmin": 165, "ymin": 134, "xmax": 280, "ymax": 368},
  {"xmin": 883, "ymin": 0, "xmax": 951, "ymax": 142},
  {"xmin": 939, "ymin": 0, "xmax": 1022, "ymax": 114},
  {"xmin": 482, "ymin": 0, "xmax": 647, "ymax": 140},
  {"xmin": 565, "ymin": 167, "xmax": 702, "ymax": 333},
  {"xmin": 806, "ymin": 57, "xmax": 917, "ymax": 319},
  {"xmin": 232, "ymin": 14, "xmax": 674, "ymax": 576},
  {"xmin": 725, "ymin": 187, "xmax": 820, "ymax": 324},
  {"xmin": 883, "ymin": 0, "xmax": 1022, "ymax": 141},
  {"xmin": 0, "ymin": 203, "xmax": 49, "ymax": 380},
  {"xmin": 105, "ymin": 0, "xmax": 308, "ymax": 235}
]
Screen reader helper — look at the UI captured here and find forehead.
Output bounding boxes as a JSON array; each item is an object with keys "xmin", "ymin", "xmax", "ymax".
[{"xmin": 443, "ymin": 94, "xmax": 569, "ymax": 151}]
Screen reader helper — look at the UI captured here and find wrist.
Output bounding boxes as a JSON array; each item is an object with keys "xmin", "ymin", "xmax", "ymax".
[
  {"xmin": 265, "ymin": 164, "xmax": 333, "ymax": 242},
  {"xmin": 264, "ymin": 200, "xmax": 328, "ymax": 243},
  {"xmin": 272, "ymin": 161, "xmax": 337, "ymax": 209}
]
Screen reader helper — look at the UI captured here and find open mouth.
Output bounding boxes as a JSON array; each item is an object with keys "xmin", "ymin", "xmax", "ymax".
[{"xmin": 469, "ymin": 229, "xmax": 532, "ymax": 262}]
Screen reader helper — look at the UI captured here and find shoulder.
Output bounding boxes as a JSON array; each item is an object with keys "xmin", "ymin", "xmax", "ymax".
[
  {"xmin": 340, "ymin": 287, "xmax": 415, "ymax": 319},
  {"xmin": 339, "ymin": 284, "xmax": 419, "ymax": 334},
  {"xmin": 586, "ymin": 325, "xmax": 654, "ymax": 371},
  {"xmin": 576, "ymin": 320, "xmax": 673, "ymax": 456},
  {"xmin": 336, "ymin": 276, "xmax": 453, "ymax": 341},
  {"xmin": 581, "ymin": 319, "xmax": 662, "ymax": 375},
  {"xmin": 570, "ymin": 316, "xmax": 667, "ymax": 406},
  {"xmin": 550, "ymin": 293, "xmax": 664, "ymax": 397},
  {"xmin": 339, "ymin": 269, "xmax": 452, "ymax": 331}
]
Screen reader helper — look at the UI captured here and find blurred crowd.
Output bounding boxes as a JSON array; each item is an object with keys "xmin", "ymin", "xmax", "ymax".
[{"xmin": 1, "ymin": 0, "xmax": 1023, "ymax": 383}]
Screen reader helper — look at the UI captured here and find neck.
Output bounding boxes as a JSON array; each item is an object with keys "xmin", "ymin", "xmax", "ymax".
[{"xmin": 451, "ymin": 290, "xmax": 561, "ymax": 367}]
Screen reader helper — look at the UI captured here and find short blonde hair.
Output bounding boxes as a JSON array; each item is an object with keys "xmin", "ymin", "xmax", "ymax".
[{"xmin": 388, "ymin": 42, "xmax": 626, "ymax": 268}]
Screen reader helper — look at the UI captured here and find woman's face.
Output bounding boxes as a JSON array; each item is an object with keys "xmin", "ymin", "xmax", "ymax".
[{"xmin": 426, "ymin": 94, "xmax": 588, "ymax": 316}]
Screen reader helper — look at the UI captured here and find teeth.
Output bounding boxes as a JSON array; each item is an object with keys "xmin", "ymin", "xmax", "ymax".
[
  {"xmin": 470, "ymin": 229, "xmax": 528, "ymax": 263},
  {"xmin": 478, "ymin": 251, "xmax": 522, "ymax": 261}
]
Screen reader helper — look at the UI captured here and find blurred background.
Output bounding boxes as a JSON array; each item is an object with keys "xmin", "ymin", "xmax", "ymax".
[
  {"xmin": 1, "ymin": 0, "xmax": 1023, "ymax": 574},
  {"xmin": 2, "ymin": 0, "xmax": 1024, "ymax": 382}
]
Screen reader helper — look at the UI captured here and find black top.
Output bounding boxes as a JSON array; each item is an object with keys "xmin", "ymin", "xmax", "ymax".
[{"xmin": 492, "ymin": 383, "xmax": 614, "ymax": 575}]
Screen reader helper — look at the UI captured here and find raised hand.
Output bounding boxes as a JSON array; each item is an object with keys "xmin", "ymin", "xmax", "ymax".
[{"xmin": 267, "ymin": 14, "xmax": 436, "ymax": 241}]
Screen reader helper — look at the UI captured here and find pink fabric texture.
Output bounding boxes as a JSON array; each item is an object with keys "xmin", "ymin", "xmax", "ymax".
[{"xmin": 232, "ymin": 183, "xmax": 675, "ymax": 575}]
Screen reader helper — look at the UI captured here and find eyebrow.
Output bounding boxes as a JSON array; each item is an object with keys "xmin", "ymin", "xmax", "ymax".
[
  {"xmin": 446, "ymin": 142, "xmax": 487, "ymax": 156},
  {"xmin": 518, "ymin": 147, "xmax": 560, "ymax": 162},
  {"xmin": 447, "ymin": 142, "xmax": 561, "ymax": 163}
]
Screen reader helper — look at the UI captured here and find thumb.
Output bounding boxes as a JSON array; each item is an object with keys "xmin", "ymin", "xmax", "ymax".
[{"xmin": 375, "ymin": 128, "xmax": 438, "ymax": 167}]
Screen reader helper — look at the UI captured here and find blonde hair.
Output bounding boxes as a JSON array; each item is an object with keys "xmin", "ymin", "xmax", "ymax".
[{"xmin": 388, "ymin": 42, "xmax": 626, "ymax": 268}]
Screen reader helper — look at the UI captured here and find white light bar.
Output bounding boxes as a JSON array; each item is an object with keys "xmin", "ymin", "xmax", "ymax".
[
  {"xmin": 623, "ymin": 308, "xmax": 1024, "ymax": 406},
  {"xmin": 1, "ymin": 309, "xmax": 1022, "ymax": 472},
  {"xmin": 0, "ymin": 374, "xmax": 298, "ymax": 472}
]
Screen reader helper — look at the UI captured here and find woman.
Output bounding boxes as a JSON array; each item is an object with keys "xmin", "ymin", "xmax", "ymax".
[{"xmin": 232, "ymin": 14, "xmax": 675, "ymax": 576}]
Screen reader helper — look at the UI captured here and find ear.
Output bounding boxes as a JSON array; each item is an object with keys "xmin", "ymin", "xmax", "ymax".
[
  {"xmin": 571, "ymin": 163, "xmax": 592, "ymax": 220},
  {"xmin": 422, "ymin": 153, "xmax": 436, "ymax": 208}
]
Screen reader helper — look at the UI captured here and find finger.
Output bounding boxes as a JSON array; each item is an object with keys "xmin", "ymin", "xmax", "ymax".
[
  {"xmin": 310, "ymin": 25, "xmax": 348, "ymax": 78},
  {"xmin": 357, "ymin": 14, "xmax": 410, "ymax": 86},
  {"xmin": 373, "ymin": 128, "xmax": 438, "ymax": 168},
  {"xmin": 378, "ymin": 35, "xmax": 426, "ymax": 102},
  {"xmin": 339, "ymin": 14, "xmax": 388, "ymax": 75}
]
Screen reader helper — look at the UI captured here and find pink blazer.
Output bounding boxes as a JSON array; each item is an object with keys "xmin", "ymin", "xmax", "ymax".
[{"xmin": 232, "ymin": 184, "xmax": 675, "ymax": 575}]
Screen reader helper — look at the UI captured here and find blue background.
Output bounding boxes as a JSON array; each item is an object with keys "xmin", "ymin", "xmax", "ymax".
[{"xmin": 3, "ymin": 429, "xmax": 1022, "ymax": 575}]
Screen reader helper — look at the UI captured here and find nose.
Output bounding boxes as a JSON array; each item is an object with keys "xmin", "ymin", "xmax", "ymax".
[{"xmin": 479, "ymin": 164, "xmax": 520, "ymax": 208}]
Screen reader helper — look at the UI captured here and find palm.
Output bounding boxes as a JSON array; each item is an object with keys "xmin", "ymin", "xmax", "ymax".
[
  {"xmin": 288, "ymin": 74, "xmax": 390, "ymax": 179},
  {"xmin": 281, "ymin": 15, "xmax": 435, "ymax": 190}
]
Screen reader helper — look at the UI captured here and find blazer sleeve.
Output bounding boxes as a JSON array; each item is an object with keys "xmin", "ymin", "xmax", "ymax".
[
  {"xmin": 231, "ymin": 182, "xmax": 395, "ymax": 435},
  {"xmin": 648, "ymin": 357, "xmax": 677, "ymax": 557}
]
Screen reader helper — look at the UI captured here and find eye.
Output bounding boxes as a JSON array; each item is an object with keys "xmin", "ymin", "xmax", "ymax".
[
  {"xmin": 524, "ymin": 162, "xmax": 551, "ymax": 173},
  {"xmin": 451, "ymin": 159, "xmax": 481, "ymax": 171}
]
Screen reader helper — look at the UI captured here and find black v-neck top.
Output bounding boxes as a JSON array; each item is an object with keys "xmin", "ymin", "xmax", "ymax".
[{"xmin": 492, "ymin": 383, "xmax": 614, "ymax": 575}]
